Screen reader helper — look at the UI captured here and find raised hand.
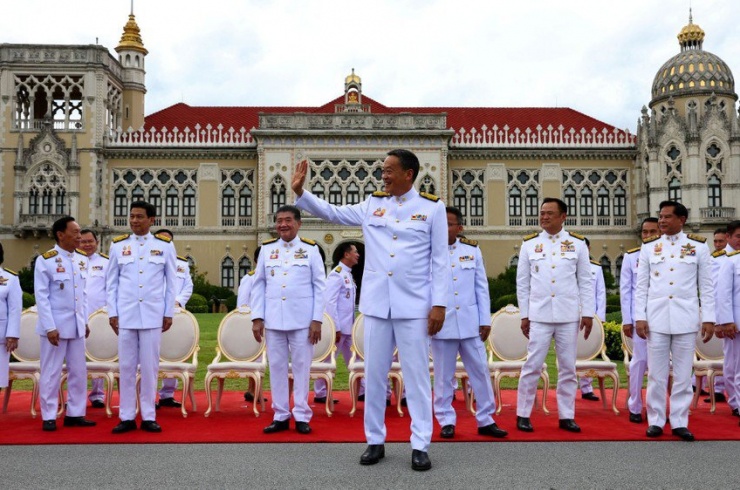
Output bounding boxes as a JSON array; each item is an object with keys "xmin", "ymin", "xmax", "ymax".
[{"xmin": 292, "ymin": 160, "xmax": 308, "ymax": 196}]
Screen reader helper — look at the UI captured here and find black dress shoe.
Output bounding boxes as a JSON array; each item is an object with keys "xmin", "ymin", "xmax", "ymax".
[
  {"xmin": 91, "ymin": 400, "xmax": 106, "ymax": 409},
  {"xmin": 263, "ymin": 419, "xmax": 290, "ymax": 434},
  {"xmin": 478, "ymin": 423, "xmax": 508, "ymax": 438},
  {"xmin": 440, "ymin": 424, "xmax": 455, "ymax": 439},
  {"xmin": 385, "ymin": 399, "xmax": 391, "ymax": 407},
  {"xmin": 629, "ymin": 412, "xmax": 643, "ymax": 423},
  {"xmin": 360, "ymin": 445, "xmax": 385, "ymax": 465},
  {"xmin": 63, "ymin": 416, "xmax": 96, "ymax": 427},
  {"xmin": 295, "ymin": 421, "xmax": 311, "ymax": 434},
  {"xmin": 646, "ymin": 425, "xmax": 663, "ymax": 437},
  {"xmin": 112, "ymin": 420, "xmax": 137, "ymax": 434},
  {"xmin": 411, "ymin": 450, "xmax": 431, "ymax": 471},
  {"xmin": 42, "ymin": 420, "xmax": 57, "ymax": 432},
  {"xmin": 156, "ymin": 397, "xmax": 181, "ymax": 409},
  {"xmin": 358, "ymin": 394, "xmax": 365, "ymax": 402},
  {"xmin": 581, "ymin": 392, "xmax": 600, "ymax": 401},
  {"xmin": 244, "ymin": 392, "xmax": 254, "ymax": 402},
  {"xmin": 313, "ymin": 396, "xmax": 338, "ymax": 404},
  {"xmin": 141, "ymin": 420, "xmax": 162, "ymax": 433},
  {"xmin": 516, "ymin": 416, "xmax": 533, "ymax": 432},
  {"xmin": 671, "ymin": 427, "xmax": 695, "ymax": 441},
  {"xmin": 558, "ymin": 419, "xmax": 581, "ymax": 433},
  {"xmin": 732, "ymin": 408, "xmax": 739, "ymax": 417},
  {"xmin": 705, "ymin": 393, "xmax": 727, "ymax": 403}
]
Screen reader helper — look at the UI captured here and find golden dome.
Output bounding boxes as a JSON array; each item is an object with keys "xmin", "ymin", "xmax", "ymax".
[
  {"xmin": 677, "ymin": 16, "xmax": 705, "ymax": 47},
  {"xmin": 115, "ymin": 14, "xmax": 148, "ymax": 55},
  {"xmin": 345, "ymin": 68, "xmax": 361, "ymax": 85}
]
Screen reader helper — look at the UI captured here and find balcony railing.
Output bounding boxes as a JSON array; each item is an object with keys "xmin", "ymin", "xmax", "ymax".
[
  {"xmin": 700, "ymin": 207, "xmax": 735, "ymax": 220},
  {"xmin": 17, "ymin": 213, "xmax": 67, "ymax": 228},
  {"xmin": 221, "ymin": 216, "xmax": 253, "ymax": 227}
]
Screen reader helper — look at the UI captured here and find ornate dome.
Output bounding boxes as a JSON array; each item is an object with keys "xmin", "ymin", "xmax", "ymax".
[
  {"xmin": 115, "ymin": 14, "xmax": 148, "ymax": 55},
  {"xmin": 651, "ymin": 15, "xmax": 735, "ymax": 104},
  {"xmin": 345, "ymin": 68, "xmax": 361, "ymax": 85}
]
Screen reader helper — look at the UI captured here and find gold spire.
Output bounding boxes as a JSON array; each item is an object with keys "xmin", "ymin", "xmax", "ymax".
[
  {"xmin": 677, "ymin": 9, "xmax": 705, "ymax": 50},
  {"xmin": 345, "ymin": 68, "xmax": 361, "ymax": 85},
  {"xmin": 115, "ymin": 13, "xmax": 148, "ymax": 55}
]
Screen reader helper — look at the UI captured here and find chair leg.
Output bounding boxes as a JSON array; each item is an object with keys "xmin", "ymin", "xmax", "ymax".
[
  {"xmin": 325, "ymin": 376, "xmax": 334, "ymax": 417},
  {"xmin": 349, "ymin": 374, "xmax": 359, "ymax": 418},
  {"xmin": 254, "ymin": 375, "xmax": 263, "ymax": 417},
  {"xmin": 708, "ymin": 371, "xmax": 717, "ymax": 414},
  {"xmin": 105, "ymin": 374, "xmax": 114, "ymax": 418},
  {"xmin": 691, "ymin": 374, "xmax": 702, "ymax": 409},
  {"xmin": 598, "ymin": 377, "xmax": 607, "ymax": 410},
  {"xmin": 204, "ymin": 373, "xmax": 214, "ymax": 418},
  {"xmin": 609, "ymin": 373, "xmax": 620, "ymax": 415},
  {"xmin": 540, "ymin": 371, "xmax": 550, "ymax": 415},
  {"xmin": 180, "ymin": 375, "xmax": 188, "ymax": 418}
]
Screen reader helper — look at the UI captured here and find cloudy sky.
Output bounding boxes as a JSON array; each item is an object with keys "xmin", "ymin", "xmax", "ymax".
[{"xmin": 5, "ymin": 0, "xmax": 739, "ymax": 132}]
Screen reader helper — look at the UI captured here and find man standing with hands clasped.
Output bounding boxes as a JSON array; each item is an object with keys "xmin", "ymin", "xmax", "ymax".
[
  {"xmin": 515, "ymin": 198, "xmax": 594, "ymax": 434},
  {"xmin": 293, "ymin": 149, "xmax": 447, "ymax": 471},
  {"xmin": 635, "ymin": 201, "xmax": 714, "ymax": 441}
]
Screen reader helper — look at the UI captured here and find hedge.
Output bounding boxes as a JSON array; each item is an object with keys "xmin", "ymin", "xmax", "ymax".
[
  {"xmin": 186, "ymin": 293, "xmax": 209, "ymax": 314},
  {"xmin": 603, "ymin": 320, "xmax": 624, "ymax": 362},
  {"xmin": 22, "ymin": 292, "xmax": 35, "ymax": 308}
]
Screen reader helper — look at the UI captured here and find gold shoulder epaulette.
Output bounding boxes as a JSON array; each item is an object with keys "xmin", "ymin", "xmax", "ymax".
[
  {"xmin": 460, "ymin": 237, "xmax": 478, "ymax": 247},
  {"xmin": 75, "ymin": 249, "xmax": 88, "ymax": 257},
  {"xmin": 3, "ymin": 268, "xmax": 18, "ymax": 276},
  {"xmin": 419, "ymin": 192, "xmax": 440, "ymax": 202},
  {"xmin": 42, "ymin": 249, "xmax": 58, "ymax": 260},
  {"xmin": 154, "ymin": 233, "xmax": 172, "ymax": 243},
  {"xmin": 112, "ymin": 234, "xmax": 130, "ymax": 243},
  {"xmin": 590, "ymin": 259, "xmax": 600, "ymax": 266},
  {"xmin": 687, "ymin": 233, "xmax": 707, "ymax": 243},
  {"xmin": 643, "ymin": 235, "xmax": 660, "ymax": 244},
  {"xmin": 728, "ymin": 250, "xmax": 740, "ymax": 257},
  {"xmin": 99, "ymin": 252, "xmax": 109, "ymax": 259},
  {"xmin": 177, "ymin": 255, "xmax": 188, "ymax": 262},
  {"xmin": 627, "ymin": 247, "xmax": 641, "ymax": 254},
  {"xmin": 523, "ymin": 232, "xmax": 538, "ymax": 242},
  {"xmin": 712, "ymin": 250, "xmax": 727, "ymax": 258},
  {"xmin": 300, "ymin": 237, "xmax": 317, "ymax": 246},
  {"xmin": 372, "ymin": 191, "xmax": 391, "ymax": 197},
  {"xmin": 247, "ymin": 270, "xmax": 256, "ymax": 276},
  {"xmin": 262, "ymin": 237, "xmax": 278, "ymax": 245},
  {"xmin": 334, "ymin": 266, "xmax": 342, "ymax": 273},
  {"xmin": 570, "ymin": 232, "xmax": 586, "ymax": 241}
]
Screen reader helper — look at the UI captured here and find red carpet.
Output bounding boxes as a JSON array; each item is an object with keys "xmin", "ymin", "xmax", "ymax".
[{"xmin": 1, "ymin": 389, "xmax": 739, "ymax": 445}]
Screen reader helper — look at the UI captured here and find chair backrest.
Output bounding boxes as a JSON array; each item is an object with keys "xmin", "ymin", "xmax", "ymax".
[
  {"xmin": 576, "ymin": 316, "xmax": 605, "ymax": 361},
  {"xmin": 13, "ymin": 308, "xmax": 41, "ymax": 362},
  {"xmin": 217, "ymin": 308, "xmax": 265, "ymax": 362},
  {"xmin": 620, "ymin": 327, "xmax": 634, "ymax": 357},
  {"xmin": 695, "ymin": 330, "xmax": 724, "ymax": 360},
  {"xmin": 488, "ymin": 305, "xmax": 528, "ymax": 361},
  {"xmin": 160, "ymin": 309, "xmax": 200, "ymax": 363},
  {"xmin": 86, "ymin": 307, "xmax": 118, "ymax": 362},
  {"xmin": 351, "ymin": 313, "xmax": 365, "ymax": 361},
  {"xmin": 312, "ymin": 312, "xmax": 336, "ymax": 362}
]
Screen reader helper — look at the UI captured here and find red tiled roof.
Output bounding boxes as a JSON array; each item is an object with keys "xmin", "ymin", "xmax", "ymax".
[{"xmin": 145, "ymin": 95, "xmax": 629, "ymax": 135}]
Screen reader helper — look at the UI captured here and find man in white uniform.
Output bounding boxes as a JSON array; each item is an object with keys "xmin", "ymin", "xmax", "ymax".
[
  {"xmin": 431, "ymin": 206, "xmax": 507, "ymax": 439},
  {"xmin": 35, "ymin": 217, "xmax": 95, "ymax": 431},
  {"xmin": 715, "ymin": 221, "xmax": 740, "ymax": 417},
  {"xmin": 107, "ymin": 201, "xmax": 176, "ymax": 434},
  {"xmin": 635, "ymin": 200, "xmax": 714, "ymax": 441},
  {"xmin": 621, "ymin": 217, "xmax": 660, "ymax": 423},
  {"xmin": 314, "ymin": 242, "xmax": 362, "ymax": 403},
  {"xmin": 80, "ymin": 229, "xmax": 110, "ymax": 409},
  {"xmin": 153, "ymin": 229, "xmax": 194, "ymax": 409},
  {"xmin": 251, "ymin": 205, "xmax": 325, "ymax": 435},
  {"xmin": 516, "ymin": 198, "xmax": 594, "ymax": 433},
  {"xmin": 293, "ymin": 149, "xmax": 447, "ymax": 471},
  {"xmin": 578, "ymin": 237, "xmax": 606, "ymax": 401},
  {"xmin": 0, "ymin": 243, "xmax": 22, "ymax": 391}
]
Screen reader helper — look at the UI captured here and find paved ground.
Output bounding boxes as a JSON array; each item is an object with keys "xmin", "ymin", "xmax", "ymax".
[{"xmin": 2, "ymin": 441, "xmax": 739, "ymax": 489}]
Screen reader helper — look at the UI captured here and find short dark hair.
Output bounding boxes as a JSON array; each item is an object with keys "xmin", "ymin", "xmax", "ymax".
[
  {"xmin": 131, "ymin": 200, "xmax": 156, "ymax": 218},
  {"xmin": 336, "ymin": 242, "xmax": 356, "ymax": 259},
  {"xmin": 155, "ymin": 228, "xmax": 174, "ymax": 238},
  {"xmin": 726, "ymin": 221, "xmax": 740, "ymax": 235},
  {"xmin": 641, "ymin": 217, "xmax": 658, "ymax": 229},
  {"xmin": 52, "ymin": 216, "xmax": 76, "ymax": 243},
  {"xmin": 0, "ymin": 242, "xmax": 4, "ymax": 265},
  {"xmin": 387, "ymin": 149, "xmax": 420, "ymax": 182},
  {"xmin": 446, "ymin": 206, "xmax": 463, "ymax": 225},
  {"xmin": 275, "ymin": 205, "xmax": 301, "ymax": 221},
  {"xmin": 80, "ymin": 229, "xmax": 98, "ymax": 241},
  {"xmin": 542, "ymin": 197, "xmax": 567, "ymax": 214},
  {"xmin": 584, "ymin": 237, "xmax": 591, "ymax": 248},
  {"xmin": 659, "ymin": 200, "xmax": 688, "ymax": 219},
  {"xmin": 714, "ymin": 227, "xmax": 728, "ymax": 236}
]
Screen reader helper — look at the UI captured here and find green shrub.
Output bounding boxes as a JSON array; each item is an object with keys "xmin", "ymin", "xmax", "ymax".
[
  {"xmin": 224, "ymin": 295, "xmax": 237, "ymax": 312},
  {"xmin": 605, "ymin": 311, "xmax": 623, "ymax": 324},
  {"xmin": 603, "ymin": 320, "xmax": 623, "ymax": 362},
  {"xmin": 492, "ymin": 294, "xmax": 518, "ymax": 312},
  {"xmin": 606, "ymin": 293, "xmax": 620, "ymax": 306},
  {"xmin": 186, "ymin": 293, "xmax": 209, "ymax": 314},
  {"xmin": 22, "ymin": 292, "xmax": 35, "ymax": 308}
]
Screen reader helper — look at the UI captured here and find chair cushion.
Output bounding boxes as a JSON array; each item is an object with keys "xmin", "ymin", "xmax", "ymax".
[
  {"xmin": 159, "ymin": 362, "xmax": 197, "ymax": 372},
  {"xmin": 86, "ymin": 361, "xmax": 119, "ymax": 371},
  {"xmin": 694, "ymin": 360, "xmax": 723, "ymax": 370},
  {"xmin": 207, "ymin": 361, "xmax": 266, "ymax": 373},
  {"xmin": 8, "ymin": 362, "xmax": 40, "ymax": 373},
  {"xmin": 576, "ymin": 360, "xmax": 617, "ymax": 371}
]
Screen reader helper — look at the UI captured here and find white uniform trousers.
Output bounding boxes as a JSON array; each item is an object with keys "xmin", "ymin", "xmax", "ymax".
[
  {"xmin": 647, "ymin": 331, "xmax": 695, "ymax": 428},
  {"xmin": 39, "ymin": 336, "xmax": 87, "ymax": 421},
  {"xmin": 118, "ymin": 328, "xmax": 161, "ymax": 421},
  {"xmin": 579, "ymin": 376, "xmax": 594, "ymax": 394},
  {"xmin": 364, "ymin": 316, "xmax": 432, "ymax": 452},
  {"xmin": 158, "ymin": 378, "xmax": 178, "ymax": 399},
  {"xmin": 265, "ymin": 328, "xmax": 313, "ymax": 423},
  {"xmin": 89, "ymin": 378, "xmax": 105, "ymax": 402},
  {"xmin": 0, "ymin": 345, "xmax": 10, "ymax": 387},
  {"xmin": 431, "ymin": 337, "xmax": 495, "ymax": 427},
  {"xmin": 517, "ymin": 321, "xmax": 578, "ymax": 419},
  {"xmin": 315, "ymin": 333, "xmax": 364, "ymax": 398},
  {"xmin": 723, "ymin": 336, "xmax": 740, "ymax": 411},
  {"xmin": 628, "ymin": 333, "xmax": 648, "ymax": 414}
]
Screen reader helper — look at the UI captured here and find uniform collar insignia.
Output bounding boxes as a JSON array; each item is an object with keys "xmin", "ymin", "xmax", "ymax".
[{"xmin": 373, "ymin": 208, "xmax": 386, "ymax": 217}]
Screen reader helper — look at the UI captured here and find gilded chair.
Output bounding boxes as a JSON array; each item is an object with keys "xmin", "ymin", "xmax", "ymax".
[
  {"xmin": 621, "ymin": 327, "xmax": 674, "ymax": 410},
  {"xmin": 3, "ymin": 307, "xmax": 42, "ymax": 417},
  {"xmin": 204, "ymin": 308, "xmax": 266, "ymax": 417},
  {"xmin": 429, "ymin": 350, "xmax": 474, "ymax": 416},
  {"xmin": 84, "ymin": 307, "xmax": 119, "ymax": 418},
  {"xmin": 692, "ymin": 330, "xmax": 724, "ymax": 413},
  {"xmin": 157, "ymin": 308, "xmax": 200, "ymax": 417},
  {"xmin": 348, "ymin": 313, "xmax": 404, "ymax": 417},
  {"xmin": 575, "ymin": 315, "xmax": 620, "ymax": 414},
  {"xmin": 488, "ymin": 305, "xmax": 549, "ymax": 415}
]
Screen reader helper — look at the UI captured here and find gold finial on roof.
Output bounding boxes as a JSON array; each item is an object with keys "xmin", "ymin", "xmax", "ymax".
[
  {"xmin": 677, "ymin": 8, "xmax": 705, "ymax": 49},
  {"xmin": 116, "ymin": 13, "xmax": 148, "ymax": 55}
]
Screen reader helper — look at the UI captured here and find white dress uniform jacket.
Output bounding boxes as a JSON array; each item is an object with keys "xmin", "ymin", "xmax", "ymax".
[
  {"xmin": 516, "ymin": 229, "xmax": 594, "ymax": 321},
  {"xmin": 325, "ymin": 264, "xmax": 356, "ymax": 336},
  {"xmin": 590, "ymin": 261, "xmax": 607, "ymax": 321},
  {"xmin": 237, "ymin": 271, "xmax": 255, "ymax": 308},
  {"xmin": 175, "ymin": 256, "xmax": 193, "ymax": 307},
  {"xmin": 86, "ymin": 252, "xmax": 109, "ymax": 313},
  {"xmin": 295, "ymin": 188, "xmax": 448, "ymax": 319},
  {"xmin": 715, "ymin": 249, "xmax": 740, "ymax": 410},
  {"xmin": 35, "ymin": 246, "xmax": 88, "ymax": 338},
  {"xmin": 0, "ymin": 266, "xmax": 22, "ymax": 388},
  {"xmin": 619, "ymin": 248, "xmax": 640, "ymax": 326},
  {"xmin": 106, "ymin": 233, "xmax": 176, "ymax": 328}
]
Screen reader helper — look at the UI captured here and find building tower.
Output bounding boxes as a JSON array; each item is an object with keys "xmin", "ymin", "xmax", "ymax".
[{"xmin": 115, "ymin": 8, "xmax": 148, "ymax": 131}]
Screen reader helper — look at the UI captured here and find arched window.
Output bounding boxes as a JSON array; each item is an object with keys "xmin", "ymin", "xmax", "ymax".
[
  {"xmin": 329, "ymin": 181, "xmax": 342, "ymax": 206},
  {"xmin": 708, "ymin": 175, "xmax": 722, "ymax": 207},
  {"xmin": 596, "ymin": 186, "xmax": 609, "ymax": 217},
  {"xmin": 508, "ymin": 255, "xmax": 519, "ymax": 268},
  {"xmin": 42, "ymin": 189, "xmax": 53, "ymax": 215},
  {"xmin": 239, "ymin": 186, "xmax": 252, "ymax": 219},
  {"xmin": 615, "ymin": 255, "xmax": 624, "ymax": 287},
  {"xmin": 470, "ymin": 186, "xmax": 484, "ymax": 219},
  {"xmin": 613, "ymin": 187, "xmax": 626, "ymax": 217},
  {"xmin": 221, "ymin": 257, "xmax": 235, "ymax": 289},
  {"xmin": 114, "ymin": 186, "xmax": 128, "ymax": 218},
  {"xmin": 346, "ymin": 181, "xmax": 360, "ymax": 205},
  {"xmin": 600, "ymin": 256, "xmax": 612, "ymax": 280},
  {"xmin": 182, "ymin": 186, "xmax": 196, "ymax": 218},
  {"xmin": 508, "ymin": 186, "xmax": 522, "ymax": 218},
  {"xmin": 564, "ymin": 186, "xmax": 577, "ymax": 216},
  {"xmin": 166, "ymin": 186, "xmax": 179, "ymax": 218},
  {"xmin": 525, "ymin": 186, "xmax": 539, "ymax": 218},
  {"xmin": 238, "ymin": 256, "xmax": 252, "ymax": 280},
  {"xmin": 311, "ymin": 182, "xmax": 325, "ymax": 200},
  {"xmin": 580, "ymin": 187, "xmax": 593, "ymax": 217},
  {"xmin": 132, "ymin": 185, "xmax": 145, "ymax": 200},
  {"xmin": 222, "ymin": 186, "xmax": 235, "ymax": 217},
  {"xmin": 54, "ymin": 189, "xmax": 66, "ymax": 214},
  {"xmin": 271, "ymin": 177, "xmax": 286, "ymax": 214},
  {"xmin": 453, "ymin": 186, "xmax": 467, "ymax": 219},
  {"xmin": 149, "ymin": 186, "xmax": 162, "ymax": 218},
  {"xmin": 668, "ymin": 177, "xmax": 681, "ymax": 202},
  {"xmin": 29, "ymin": 189, "xmax": 39, "ymax": 214}
]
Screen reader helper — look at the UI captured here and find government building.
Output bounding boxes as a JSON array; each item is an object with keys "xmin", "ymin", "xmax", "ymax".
[{"xmin": 0, "ymin": 12, "xmax": 737, "ymax": 292}]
